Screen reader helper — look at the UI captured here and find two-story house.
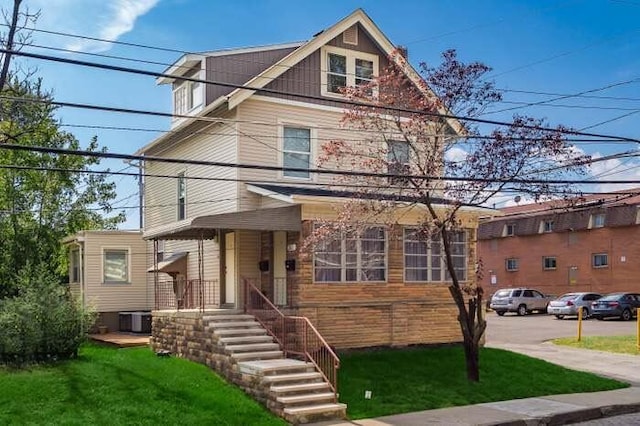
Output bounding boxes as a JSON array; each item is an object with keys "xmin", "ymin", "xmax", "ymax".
[
  {"xmin": 141, "ymin": 8, "xmax": 481, "ymax": 347},
  {"xmin": 138, "ymin": 9, "xmax": 484, "ymax": 422},
  {"xmin": 478, "ymin": 189, "xmax": 640, "ymax": 297}
]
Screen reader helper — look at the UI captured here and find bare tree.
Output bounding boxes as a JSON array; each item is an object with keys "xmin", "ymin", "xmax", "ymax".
[
  {"xmin": 304, "ymin": 49, "xmax": 588, "ymax": 381},
  {"xmin": 0, "ymin": 0, "xmax": 39, "ymax": 90}
]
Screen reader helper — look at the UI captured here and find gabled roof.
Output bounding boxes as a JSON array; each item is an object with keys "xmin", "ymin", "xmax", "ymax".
[{"xmin": 137, "ymin": 8, "xmax": 465, "ymax": 156}]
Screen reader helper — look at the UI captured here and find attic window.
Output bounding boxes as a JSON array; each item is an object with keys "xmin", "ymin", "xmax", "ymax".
[
  {"xmin": 343, "ymin": 25, "xmax": 358, "ymax": 45},
  {"xmin": 321, "ymin": 46, "xmax": 378, "ymax": 97},
  {"xmin": 504, "ymin": 223, "xmax": 516, "ymax": 237}
]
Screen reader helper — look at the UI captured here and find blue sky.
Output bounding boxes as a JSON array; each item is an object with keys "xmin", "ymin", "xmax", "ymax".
[{"xmin": 14, "ymin": 0, "xmax": 640, "ymax": 227}]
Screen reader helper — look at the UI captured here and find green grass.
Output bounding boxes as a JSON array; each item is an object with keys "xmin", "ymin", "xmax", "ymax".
[
  {"xmin": 0, "ymin": 344, "xmax": 285, "ymax": 426},
  {"xmin": 339, "ymin": 345, "xmax": 628, "ymax": 419},
  {"xmin": 554, "ymin": 335, "xmax": 640, "ymax": 355}
]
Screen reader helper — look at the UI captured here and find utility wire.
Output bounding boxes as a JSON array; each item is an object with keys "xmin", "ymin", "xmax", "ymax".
[
  {"xmin": 1, "ymin": 143, "xmax": 640, "ymax": 186},
  {"xmin": 3, "ymin": 48, "xmax": 640, "ymax": 143}
]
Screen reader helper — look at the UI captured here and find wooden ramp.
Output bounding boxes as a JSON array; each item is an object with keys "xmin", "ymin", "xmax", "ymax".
[{"xmin": 90, "ymin": 332, "xmax": 150, "ymax": 348}]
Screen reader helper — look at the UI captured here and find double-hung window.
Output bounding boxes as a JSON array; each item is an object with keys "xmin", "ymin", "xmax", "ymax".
[
  {"xmin": 172, "ymin": 69, "xmax": 204, "ymax": 117},
  {"xmin": 314, "ymin": 227, "xmax": 386, "ymax": 282},
  {"xmin": 591, "ymin": 213, "xmax": 605, "ymax": 229},
  {"xmin": 177, "ymin": 172, "xmax": 186, "ymax": 220},
  {"xmin": 103, "ymin": 249, "xmax": 129, "ymax": 284},
  {"xmin": 321, "ymin": 46, "xmax": 378, "ymax": 97},
  {"xmin": 283, "ymin": 127, "xmax": 311, "ymax": 179},
  {"xmin": 592, "ymin": 253, "xmax": 608, "ymax": 268},
  {"xmin": 70, "ymin": 248, "xmax": 80, "ymax": 283},
  {"xmin": 404, "ymin": 228, "xmax": 468, "ymax": 282},
  {"xmin": 506, "ymin": 258, "xmax": 519, "ymax": 271},
  {"xmin": 388, "ymin": 140, "xmax": 410, "ymax": 184}
]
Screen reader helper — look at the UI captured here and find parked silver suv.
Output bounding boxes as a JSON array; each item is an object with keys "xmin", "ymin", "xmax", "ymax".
[{"xmin": 490, "ymin": 287, "xmax": 554, "ymax": 316}]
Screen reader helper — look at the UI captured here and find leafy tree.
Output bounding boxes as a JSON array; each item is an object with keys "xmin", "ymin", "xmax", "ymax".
[
  {"xmin": 305, "ymin": 49, "xmax": 587, "ymax": 381},
  {"xmin": 0, "ymin": 78, "xmax": 125, "ymax": 296}
]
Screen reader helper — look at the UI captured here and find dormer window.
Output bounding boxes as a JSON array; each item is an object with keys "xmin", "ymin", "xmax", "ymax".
[
  {"xmin": 321, "ymin": 46, "xmax": 378, "ymax": 97},
  {"xmin": 504, "ymin": 223, "xmax": 516, "ymax": 237},
  {"xmin": 590, "ymin": 213, "xmax": 605, "ymax": 229},
  {"xmin": 541, "ymin": 220, "xmax": 554, "ymax": 233},
  {"xmin": 173, "ymin": 71, "xmax": 203, "ymax": 117}
]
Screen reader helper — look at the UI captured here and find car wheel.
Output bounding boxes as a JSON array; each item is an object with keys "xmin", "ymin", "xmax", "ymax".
[
  {"xmin": 621, "ymin": 309, "xmax": 632, "ymax": 321},
  {"xmin": 555, "ymin": 315, "xmax": 565, "ymax": 320},
  {"xmin": 496, "ymin": 311, "xmax": 505, "ymax": 316},
  {"xmin": 517, "ymin": 304, "xmax": 527, "ymax": 316},
  {"xmin": 581, "ymin": 307, "xmax": 590, "ymax": 320}
]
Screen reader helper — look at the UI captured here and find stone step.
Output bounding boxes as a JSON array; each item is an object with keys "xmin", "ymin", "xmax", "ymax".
[
  {"xmin": 283, "ymin": 403, "xmax": 347, "ymax": 420},
  {"xmin": 225, "ymin": 343, "xmax": 281, "ymax": 353},
  {"xmin": 238, "ymin": 359, "xmax": 314, "ymax": 375},
  {"xmin": 218, "ymin": 335, "xmax": 274, "ymax": 345},
  {"xmin": 262, "ymin": 372, "xmax": 323, "ymax": 384},
  {"xmin": 207, "ymin": 321, "xmax": 259, "ymax": 329},
  {"xmin": 231, "ymin": 351, "xmax": 284, "ymax": 362},
  {"xmin": 203, "ymin": 314, "xmax": 256, "ymax": 322},
  {"xmin": 277, "ymin": 392, "xmax": 336, "ymax": 405},
  {"xmin": 211, "ymin": 328, "xmax": 267, "ymax": 337},
  {"xmin": 271, "ymin": 382, "xmax": 330, "ymax": 394}
]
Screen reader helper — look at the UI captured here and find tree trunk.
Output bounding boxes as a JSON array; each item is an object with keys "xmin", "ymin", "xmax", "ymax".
[{"xmin": 462, "ymin": 333, "xmax": 480, "ymax": 382}]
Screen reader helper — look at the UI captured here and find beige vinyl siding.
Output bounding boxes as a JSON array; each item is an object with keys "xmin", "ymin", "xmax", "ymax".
[
  {"xmin": 144, "ymin": 119, "xmax": 239, "ymax": 230},
  {"xmin": 81, "ymin": 231, "xmax": 150, "ymax": 312},
  {"xmin": 236, "ymin": 98, "xmax": 368, "ymax": 210}
]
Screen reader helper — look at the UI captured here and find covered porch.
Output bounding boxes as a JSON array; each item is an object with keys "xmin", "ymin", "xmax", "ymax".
[{"xmin": 144, "ymin": 205, "xmax": 302, "ymax": 312}]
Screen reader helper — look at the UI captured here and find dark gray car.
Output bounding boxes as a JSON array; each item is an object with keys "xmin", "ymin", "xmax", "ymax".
[{"xmin": 591, "ymin": 292, "xmax": 640, "ymax": 321}]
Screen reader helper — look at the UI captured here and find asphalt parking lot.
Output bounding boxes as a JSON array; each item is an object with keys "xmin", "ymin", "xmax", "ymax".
[{"xmin": 485, "ymin": 310, "xmax": 638, "ymax": 345}]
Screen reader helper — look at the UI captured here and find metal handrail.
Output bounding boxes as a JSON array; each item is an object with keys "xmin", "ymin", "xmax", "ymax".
[{"xmin": 244, "ymin": 278, "xmax": 340, "ymax": 395}]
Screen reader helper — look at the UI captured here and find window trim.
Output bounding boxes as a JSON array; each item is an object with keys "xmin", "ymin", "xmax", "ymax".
[
  {"xmin": 542, "ymin": 256, "xmax": 557, "ymax": 270},
  {"xmin": 504, "ymin": 223, "xmax": 516, "ymax": 237},
  {"xmin": 541, "ymin": 220, "xmax": 554, "ymax": 233},
  {"xmin": 313, "ymin": 226, "xmax": 388, "ymax": 283},
  {"xmin": 177, "ymin": 171, "xmax": 187, "ymax": 220},
  {"xmin": 320, "ymin": 46, "xmax": 379, "ymax": 98},
  {"xmin": 70, "ymin": 247, "xmax": 80, "ymax": 283},
  {"xmin": 590, "ymin": 213, "xmax": 605, "ymax": 229},
  {"xmin": 172, "ymin": 69, "xmax": 204, "ymax": 119},
  {"xmin": 506, "ymin": 258, "xmax": 519, "ymax": 272},
  {"xmin": 278, "ymin": 122, "xmax": 317, "ymax": 181},
  {"xmin": 592, "ymin": 252, "xmax": 608, "ymax": 268},
  {"xmin": 403, "ymin": 228, "xmax": 468, "ymax": 283},
  {"xmin": 101, "ymin": 247, "xmax": 131, "ymax": 284}
]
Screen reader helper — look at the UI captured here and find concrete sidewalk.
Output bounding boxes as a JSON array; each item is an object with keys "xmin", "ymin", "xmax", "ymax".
[
  {"xmin": 312, "ymin": 343, "xmax": 640, "ymax": 425},
  {"xmin": 312, "ymin": 387, "xmax": 640, "ymax": 425}
]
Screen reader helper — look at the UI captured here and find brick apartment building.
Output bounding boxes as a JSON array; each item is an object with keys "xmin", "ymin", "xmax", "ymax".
[{"xmin": 478, "ymin": 190, "xmax": 640, "ymax": 297}]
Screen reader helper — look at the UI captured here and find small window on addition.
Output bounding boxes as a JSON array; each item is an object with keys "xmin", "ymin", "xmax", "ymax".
[
  {"xmin": 542, "ymin": 220, "xmax": 554, "ymax": 233},
  {"xmin": 591, "ymin": 213, "xmax": 605, "ymax": 229}
]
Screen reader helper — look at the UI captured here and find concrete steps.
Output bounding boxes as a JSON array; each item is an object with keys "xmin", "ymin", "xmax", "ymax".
[{"xmin": 203, "ymin": 311, "xmax": 345, "ymax": 424}]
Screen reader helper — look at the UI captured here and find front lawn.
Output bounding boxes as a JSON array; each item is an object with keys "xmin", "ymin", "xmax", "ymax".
[
  {"xmin": 0, "ymin": 344, "xmax": 285, "ymax": 425},
  {"xmin": 553, "ymin": 335, "xmax": 640, "ymax": 355},
  {"xmin": 339, "ymin": 345, "xmax": 628, "ymax": 419}
]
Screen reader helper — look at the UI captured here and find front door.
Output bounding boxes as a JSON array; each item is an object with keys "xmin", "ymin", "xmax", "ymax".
[
  {"xmin": 273, "ymin": 231, "xmax": 287, "ymax": 306},
  {"xmin": 225, "ymin": 232, "xmax": 236, "ymax": 305}
]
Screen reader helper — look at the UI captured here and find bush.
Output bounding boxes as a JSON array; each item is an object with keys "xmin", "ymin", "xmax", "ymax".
[{"xmin": 0, "ymin": 266, "xmax": 96, "ymax": 365}]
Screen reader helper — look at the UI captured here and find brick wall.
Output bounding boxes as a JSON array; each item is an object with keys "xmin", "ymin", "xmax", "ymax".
[
  {"xmin": 479, "ymin": 225, "xmax": 640, "ymax": 296},
  {"xmin": 281, "ymin": 222, "xmax": 473, "ymax": 349}
]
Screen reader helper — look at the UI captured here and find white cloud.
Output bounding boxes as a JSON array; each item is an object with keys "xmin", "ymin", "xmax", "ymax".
[
  {"xmin": 585, "ymin": 151, "xmax": 640, "ymax": 194},
  {"xmin": 29, "ymin": 0, "xmax": 159, "ymax": 53},
  {"xmin": 445, "ymin": 146, "xmax": 468, "ymax": 163}
]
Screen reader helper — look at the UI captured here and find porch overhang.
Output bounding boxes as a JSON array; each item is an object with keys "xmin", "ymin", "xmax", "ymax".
[
  {"xmin": 147, "ymin": 251, "xmax": 188, "ymax": 274},
  {"xmin": 143, "ymin": 205, "xmax": 302, "ymax": 240}
]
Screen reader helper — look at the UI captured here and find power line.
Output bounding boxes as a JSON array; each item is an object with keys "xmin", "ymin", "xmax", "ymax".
[
  {"xmin": 499, "ymin": 87, "xmax": 640, "ymax": 103},
  {"xmin": 2, "ymin": 143, "xmax": 640, "ymax": 186},
  {"xmin": 3, "ymin": 48, "xmax": 640, "ymax": 143}
]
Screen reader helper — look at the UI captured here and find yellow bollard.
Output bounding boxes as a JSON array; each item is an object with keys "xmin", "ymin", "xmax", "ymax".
[{"xmin": 577, "ymin": 307, "xmax": 583, "ymax": 342}]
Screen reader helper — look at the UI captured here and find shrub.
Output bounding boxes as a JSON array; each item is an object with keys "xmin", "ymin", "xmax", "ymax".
[{"xmin": 0, "ymin": 266, "xmax": 96, "ymax": 365}]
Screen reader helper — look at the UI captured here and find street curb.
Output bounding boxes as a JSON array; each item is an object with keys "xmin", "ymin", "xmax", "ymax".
[{"xmin": 489, "ymin": 402, "xmax": 640, "ymax": 425}]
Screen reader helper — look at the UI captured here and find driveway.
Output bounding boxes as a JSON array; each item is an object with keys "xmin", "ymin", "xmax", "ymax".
[
  {"xmin": 485, "ymin": 312, "xmax": 640, "ymax": 385},
  {"xmin": 486, "ymin": 311, "xmax": 637, "ymax": 345}
]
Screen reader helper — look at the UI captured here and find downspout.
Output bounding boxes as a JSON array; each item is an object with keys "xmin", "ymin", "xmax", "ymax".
[{"xmin": 79, "ymin": 240, "xmax": 85, "ymax": 308}]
